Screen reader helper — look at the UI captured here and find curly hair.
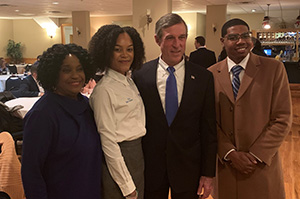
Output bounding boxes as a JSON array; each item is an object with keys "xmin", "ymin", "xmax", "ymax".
[
  {"xmin": 89, "ymin": 24, "xmax": 145, "ymax": 72},
  {"xmin": 37, "ymin": 43, "xmax": 95, "ymax": 92}
]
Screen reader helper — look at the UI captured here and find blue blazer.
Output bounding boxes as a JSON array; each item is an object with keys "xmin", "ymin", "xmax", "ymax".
[{"xmin": 133, "ymin": 58, "xmax": 217, "ymax": 193}]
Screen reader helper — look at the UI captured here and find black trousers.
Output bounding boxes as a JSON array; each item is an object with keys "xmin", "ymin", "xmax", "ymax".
[{"xmin": 144, "ymin": 173, "xmax": 199, "ymax": 199}]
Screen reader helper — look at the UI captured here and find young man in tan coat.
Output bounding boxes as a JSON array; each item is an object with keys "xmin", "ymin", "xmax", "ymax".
[{"xmin": 208, "ymin": 18, "xmax": 292, "ymax": 199}]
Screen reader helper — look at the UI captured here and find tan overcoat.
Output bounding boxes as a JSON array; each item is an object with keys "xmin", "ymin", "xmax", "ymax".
[{"xmin": 208, "ymin": 53, "xmax": 292, "ymax": 199}]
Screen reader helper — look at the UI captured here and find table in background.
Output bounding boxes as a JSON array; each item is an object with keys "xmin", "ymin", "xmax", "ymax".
[
  {"xmin": 0, "ymin": 75, "xmax": 11, "ymax": 92},
  {"xmin": 5, "ymin": 97, "xmax": 40, "ymax": 118}
]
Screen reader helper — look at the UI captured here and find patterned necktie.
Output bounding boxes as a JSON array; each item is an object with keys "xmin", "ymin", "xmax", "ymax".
[
  {"xmin": 231, "ymin": 65, "xmax": 243, "ymax": 100},
  {"xmin": 165, "ymin": 67, "xmax": 178, "ymax": 126}
]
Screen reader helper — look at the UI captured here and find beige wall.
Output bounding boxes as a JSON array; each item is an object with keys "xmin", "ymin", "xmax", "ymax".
[
  {"xmin": 229, "ymin": 13, "xmax": 265, "ymax": 31},
  {"xmin": 178, "ymin": 13, "xmax": 200, "ymax": 57},
  {"xmin": 13, "ymin": 19, "xmax": 61, "ymax": 59},
  {"xmin": 90, "ymin": 16, "xmax": 132, "ymax": 36},
  {"xmin": 0, "ymin": 19, "xmax": 13, "ymax": 58}
]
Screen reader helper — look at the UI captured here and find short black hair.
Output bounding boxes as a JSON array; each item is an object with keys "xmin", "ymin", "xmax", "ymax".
[
  {"xmin": 195, "ymin": 36, "xmax": 205, "ymax": 46},
  {"xmin": 37, "ymin": 43, "xmax": 95, "ymax": 92},
  {"xmin": 89, "ymin": 24, "xmax": 145, "ymax": 72},
  {"xmin": 221, "ymin": 18, "xmax": 250, "ymax": 37},
  {"xmin": 155, "ymin": 13, "xmax": 187, "ymax": 40}
]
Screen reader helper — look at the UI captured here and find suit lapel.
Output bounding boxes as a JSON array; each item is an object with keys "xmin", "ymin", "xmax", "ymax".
[
  {"xmin": 177, "ymin": 61, "xmax": 195, "ymax": 111},
  {"xmin": 216, "ymin": 60, "xmax": 235, "ymax": 104},
  {"xmin": 236, "ymin": 53, "xmax": 260, "ymax": 102},
  {"xmin": 146, "ymin": 59, "xmax": 168, "ymax": 122}
]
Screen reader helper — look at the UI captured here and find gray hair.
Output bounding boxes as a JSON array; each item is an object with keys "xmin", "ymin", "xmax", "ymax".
[{"xmin": 155, "ymin": 13, "xmax": 188, "ymax": 40}]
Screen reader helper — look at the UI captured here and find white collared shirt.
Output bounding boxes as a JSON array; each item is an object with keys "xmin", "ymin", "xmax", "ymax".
[
  {"xmin": 227, "ymin": 53, "xmax": 250, "ymax": 82},
  {"xmin": 90, "ymin": 68, "xmax": 146, "ymax": 196},
  {"xmin": 157, "ymin": 56, "xmax": 185, "ymax": 112}
]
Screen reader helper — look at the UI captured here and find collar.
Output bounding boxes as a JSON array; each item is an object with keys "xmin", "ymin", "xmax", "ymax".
[
  {"xmin": 158, "ymin": 55, "xmax": 185, "ymax": 72},
  {"xmin": 227, "ymin": 53, "xmax": 250, "ymax": 72},
  {"xmin": 106, "ymin": 68, "xmax": 130, "ymax": 86}
]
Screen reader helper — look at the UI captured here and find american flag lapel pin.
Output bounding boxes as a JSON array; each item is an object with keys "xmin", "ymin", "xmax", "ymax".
[{"xmin": 191, "ymin": 75, "xmax": 195, "ymax": 79}]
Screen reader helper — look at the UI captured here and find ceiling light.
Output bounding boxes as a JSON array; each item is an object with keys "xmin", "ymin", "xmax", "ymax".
[
  {"xmin": 262, "ymin": 4, "xmax": 271, "ymax": 30},
  {"xmin": 251, "ymin": 9, "xmax": 256, "ymax": 13},
  {"xmin": 15, "ymin": 10, "xmax": 19, "ymax": 12},
  {"xmin": 52, "ymin": 2, "xmax": 59, "ymax": 5}
]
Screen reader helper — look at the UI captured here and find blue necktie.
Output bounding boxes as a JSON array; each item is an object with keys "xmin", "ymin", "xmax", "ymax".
[
  {"xmin": 231, "ymin": 65, "xmax": 243, "ymax": 100},
  {"xmin": 165, "ymin": 67, "xmax": 178, "ymax": 126}
]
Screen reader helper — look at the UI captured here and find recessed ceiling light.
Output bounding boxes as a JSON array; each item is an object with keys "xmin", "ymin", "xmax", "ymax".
[
  {"xmin": 52, "ymin": 2, "xmax": 59, "ymax": 5},
  {"xmin": 251, "ymin": 9, "xmax": 256, "ymax": 12},
  {"xmin": 15, "ymin": 9, "xmax": 19, "ymax": 12}
]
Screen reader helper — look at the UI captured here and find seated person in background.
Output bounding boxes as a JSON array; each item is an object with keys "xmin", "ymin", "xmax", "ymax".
[
  {"xmin": 0, "ymin": 132, "xmax": 25, "ymax": 199},
  {"xmin": 81, "ymin": 78, "xmax": 96, "ymax": 95},
  {"xmin": 12, "ymin": 62, "xmax": 44, "ymax": 98},
  {"xmin": 0, "ymin": 58, "xmax": 8, "ymax": 75}
]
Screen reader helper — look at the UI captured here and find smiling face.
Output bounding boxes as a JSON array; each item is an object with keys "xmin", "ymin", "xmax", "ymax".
[
  {"xmin": 55, "ymin": 54, "xmax": 85, "ymax": 99},
  {"xmin": 155, "ymin": 22, "xmax": 187, "ymax": 66},
  {"xmin": 221, "ymin": 25, "xmax": 253, "ymax": 64},
  {"xmin": 110, "ymin": 32, "xmax": 134, "ymax": 75}
]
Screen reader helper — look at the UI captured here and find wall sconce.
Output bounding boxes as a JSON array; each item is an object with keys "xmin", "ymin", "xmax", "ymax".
[
  {"xmin": 262, "ymin": 4, "xmax": 271, "ymax": 30},
  {"xmin": 212, "ymin": 24, "xmax": 217, "ymax": 34},
  {"xmin": 46, "ymin": 28, "xmax": 56, "ymax": 38},
  {"xmin": 146, "ymin": 9, "xmax": 152, "ymax": 29},
  {"xmin": 76, "ymin": 27, "xmax": 81, "ymax": 36}
]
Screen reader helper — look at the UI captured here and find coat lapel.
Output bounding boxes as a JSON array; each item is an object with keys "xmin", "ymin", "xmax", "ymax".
[
  {"xmin": 216, "ymin": 60, "xmax": 235, "ymax": 104},
  {"xmin": 236, "ymin": 53, "xmax": 260, "ymax": 102}
]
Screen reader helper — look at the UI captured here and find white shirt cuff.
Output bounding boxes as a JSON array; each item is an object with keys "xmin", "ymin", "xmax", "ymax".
[{"xmin": 224, "ymin": 149, "xmax": 236, "ymax": 161}]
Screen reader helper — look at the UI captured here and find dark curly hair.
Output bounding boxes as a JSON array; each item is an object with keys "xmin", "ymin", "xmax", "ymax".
[
  {"xmin": 37, "ymin": 43, "xmax": 95, "ymax": 92},
  {"xmin": 89, "ymin": 24, "xmax": 145, "ymax": 72}
]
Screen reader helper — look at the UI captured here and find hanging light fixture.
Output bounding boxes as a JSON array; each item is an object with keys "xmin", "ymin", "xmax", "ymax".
[
  {"xmin": 262, "ymin": 4, "xmax": 271, "ymax": 30},
  {"xmin": 295, "ymin": 9, "xmax": 300, "ymax": 29}
]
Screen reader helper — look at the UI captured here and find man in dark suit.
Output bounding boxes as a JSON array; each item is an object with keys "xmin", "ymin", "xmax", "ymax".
[
  {"xmin": 12, "ymin": 62, "xmax": 44, "ymax": 98},
  {"xmin": 189, "ymin": 36, "xmax": 216, "ymax": 68},
  {"xmin": 133, "ymin": 13, "xmax": 217, "ymax": 199}
]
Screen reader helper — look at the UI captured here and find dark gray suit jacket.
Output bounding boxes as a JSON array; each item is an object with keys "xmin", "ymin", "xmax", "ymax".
[
  {"xmin": 189, "ymin": 48, "xmax": 216, "ymax": 69},
  {"xmin": 133, "ymin": 58, "xmax": 217, "ymax": 193}
]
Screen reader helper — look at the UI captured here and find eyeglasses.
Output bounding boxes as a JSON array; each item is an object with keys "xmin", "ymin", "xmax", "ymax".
[{"xmin": 224, "ymin": 32, "xmax": 252, "ymax": 41}]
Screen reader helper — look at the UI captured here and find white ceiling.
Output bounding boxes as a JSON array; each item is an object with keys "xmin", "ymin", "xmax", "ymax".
[{"xmin": 0, "ymin": 0, "xmax": 299, "ymax": 22}]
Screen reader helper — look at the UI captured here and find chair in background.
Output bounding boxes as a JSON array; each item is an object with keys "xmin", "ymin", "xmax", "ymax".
[
  {"xmin": 7, "ymin": 65, "xmax": 17, "ymax": 74},
  {"xmin": 5, "ymin": 76, "xmax": 23, "ymax": 92}
]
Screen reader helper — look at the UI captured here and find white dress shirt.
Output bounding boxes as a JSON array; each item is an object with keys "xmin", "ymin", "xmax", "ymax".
[
  {"xmin": 89, "ymin": 68, "xmax": 146, "ymax": 196},
  {"xmin": 227, "ymin": 53, "xmax": 250, "ymax": 82},
  {"xmin": 157, "ymin": 56, "xmax": 185, "ymax": 112}
]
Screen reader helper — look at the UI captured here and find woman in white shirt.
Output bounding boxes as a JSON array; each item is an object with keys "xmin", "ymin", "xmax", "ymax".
[{"xmin": 89, "ymin": 25, "xmax": 146, "ymax": 199}]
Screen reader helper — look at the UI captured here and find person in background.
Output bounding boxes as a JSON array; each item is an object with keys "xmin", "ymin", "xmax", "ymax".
[
  {"xmin": 21, "ymin": 43, "xmax": 102, "ymax": 199},
  {"xmin": 0, "ymin": 58, "xmax": 8, "ymax": 75},
  {"xmin": 12, "ymin": 62, "xmax": 44, "ymax": 97},
  {"xmin": 189, "ymin": 36, "xmax": 216, "ymax": 68},
  {"xmin": 218, "ymin": 47, "xmax": 227, "ymax": 62},
  {"xmin": 89, "ymin": 25, "xmax": 146, "ymax": 199},
  {"xmin": 133, "ymin": 13, "xmax": 217, "ymax": 199},
  {"xmin": 0, "ymin": 132, "xmax": 25, "ymax": 199},
  {"xmin": 208, "ymin": 18, "xmax": 292, "ymax": 199},
  {"xmin": 251, "ymin": 37, "xmax": 267, "ymax": 57},
  {"xmin": 81, "ymin": 78, "xmax": 96, "ymax": 96}
]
